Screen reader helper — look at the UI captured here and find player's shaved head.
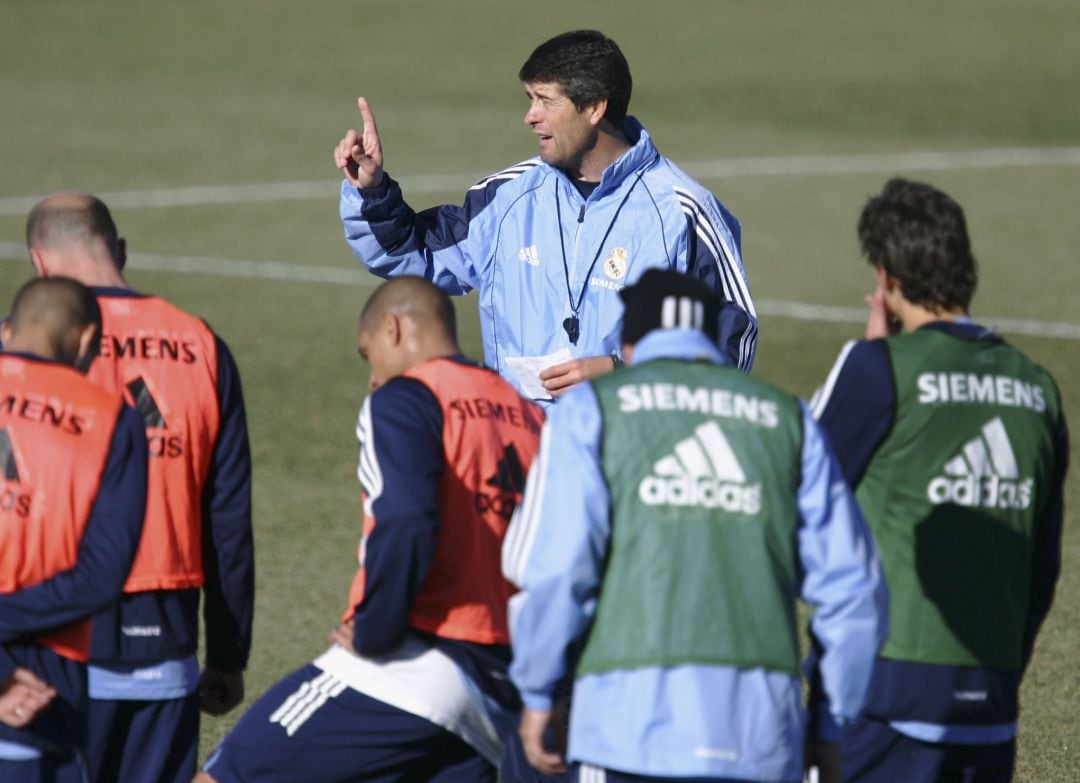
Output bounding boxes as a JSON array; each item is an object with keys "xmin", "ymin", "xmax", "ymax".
[
  {"xmin": 359, "ymin": 276, "xmax": 457, "ymax": 341},
  {"xmin": 26, "ymin": 192, "xmax": 120, "ymax": 256},
  {"xmin": 8, "ymin": 276, "xmax": 102, "ymax": 335},
  {"xmin": 24, "ymin": 192, "xmax": 129, "ymax": 288},
  {"xmin": 356, "ymin": 277, "xmax": 461, "ymax": 390},
  {"xmin": 3, "ymin": 276, "xmax": 102, "ymax": 369}
]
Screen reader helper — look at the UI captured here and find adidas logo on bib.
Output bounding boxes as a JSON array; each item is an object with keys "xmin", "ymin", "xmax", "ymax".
[
  {"xmin": 926, "ymin": 417, "xmax": 1033, "ymax": 510},
  {"xmin": 639, "ymin": 421, "xmax": 761, "ymax": 514}
]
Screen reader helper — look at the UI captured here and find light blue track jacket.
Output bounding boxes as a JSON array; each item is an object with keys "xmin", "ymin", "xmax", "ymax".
[
  {"xmin": 502, "ymin": 329, "xmax": 887, "ymax": 781},
  {"xmin": 340, "ymin": 119, "xmax": 756, "ymax": 403}
]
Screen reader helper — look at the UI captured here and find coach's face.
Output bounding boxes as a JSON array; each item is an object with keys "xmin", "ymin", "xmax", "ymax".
[{"xmin": 523, "ymin": 81, "xmax": 603, "ymax": 172}]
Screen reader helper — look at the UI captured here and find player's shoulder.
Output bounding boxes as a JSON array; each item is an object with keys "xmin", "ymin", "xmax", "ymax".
[
  {"xmin": 999, "ymin": 340, "xmax": 1064, "ymax": 408},
  {"xmin": 372, "ymin": 374, "xmax": 442, "ymax": 418},
  {"xmin": 155, "ymin": 296, "xmax": 223, "ymax": 344},
  {"xmin": 364, "ymin": 376, "xmax": 446, "ymax": 447},
  {"xmin": 837, "ymin": 337, "xmax": 892, "ymax": 374},
  {"xmin": 402, "ymin": 356, "xmax": 531, "ymax": 405},
  {"xmin": 98, "ymin": 292, "xmax": 226, "ymax": 373},
  {"xmin": 810, "ymin": 338, "xmax": 892, "ymax": 416},
  {"xmin": 100, "ymin": 291, "xmax": 207, "ymax": 328}
]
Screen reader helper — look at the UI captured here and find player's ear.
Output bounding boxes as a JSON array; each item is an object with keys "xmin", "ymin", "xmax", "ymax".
[
  {"xmin": 383, "ymin": 312, "xmax": 401, "ymax": 346},
  {"xmin": 29, "ymin": 247, "xmax": 48, "ymax": 277},
  {"xmin": 115, "ymin": 237, "xmax": 127, "ymax": 272},
  {"xmin": 875, "ymin": 265, "xmax": 898, "ymax": 293}
]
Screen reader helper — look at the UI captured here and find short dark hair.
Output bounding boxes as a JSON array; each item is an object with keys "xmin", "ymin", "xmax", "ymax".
[
  {"xmin": 360, "ymin": 276, "xmax": 457, "ymax": 342},
  {"xmin": 519, "ymin": 30, "xmax": 632, "ymax": 127},
  {"xmin": 7, "ymin": 276, "xmax": 102, "ymax": 360},
  {"xmin": 858, "ymin": 178, "xmax": 978, "ymax": 312},
  {"xmin": 26, "ymin": 193, "xmax": 119, "ymax": 253}
]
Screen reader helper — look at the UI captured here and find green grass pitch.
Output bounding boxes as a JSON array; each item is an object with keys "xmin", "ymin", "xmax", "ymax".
[{"xmin": 1, "ymin": 1, "xmax": 1077, "ymax": 779}]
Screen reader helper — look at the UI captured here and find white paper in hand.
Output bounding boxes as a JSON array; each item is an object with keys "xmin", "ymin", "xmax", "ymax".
[{"xmin": 505, "ymin": 348, "xmax": 574, "ymax": 400}]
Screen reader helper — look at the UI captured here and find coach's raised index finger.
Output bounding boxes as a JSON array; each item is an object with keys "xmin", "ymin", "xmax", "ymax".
[{"xmin": 357, "ymin": 96, "xmax": 379, "ymax": 140}]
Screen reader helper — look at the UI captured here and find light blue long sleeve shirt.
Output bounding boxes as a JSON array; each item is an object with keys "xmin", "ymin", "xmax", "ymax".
[
  {"xmin": 340, "ymin": 120, "xmax": 757, "ymax": 405},
  {"xmin": 503, "ymin": 329, "xmax": 887, "ymax": 781}
]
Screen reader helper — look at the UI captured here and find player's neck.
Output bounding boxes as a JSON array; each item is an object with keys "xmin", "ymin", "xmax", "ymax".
[
  {"xmin": 413, "ymin": 337, "xmax": 463, "ymax": 366},
  {"xmin": 901, "ymin": 305, "xmax": 968, "ymax": 332},
  {"xmin": 76, "ymin": 261, "xmax": 129, "ymax": 289},
  {"xmin": 3, "ymin": 334, "xmax": 66, "ymax": 364},
  {"xmin": 44, "ymin": 256, "xmax": 129, "ymax": 290},
  {"xmin": 34, "ymin": 242, "xmax": 130, "ymax": 290}
]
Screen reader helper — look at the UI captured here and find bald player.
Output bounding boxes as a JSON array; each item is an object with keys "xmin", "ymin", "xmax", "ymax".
[
  {"xmin": 200, "ymin": 276, "xmax": 544, "ymax": 783},
  {"xmin": 0, "ymin": 277, "xmax": 147, "ymax": 782},
  {"xmin": 23, "ymin": 193, "xmax": 254, "ymax": 783}
]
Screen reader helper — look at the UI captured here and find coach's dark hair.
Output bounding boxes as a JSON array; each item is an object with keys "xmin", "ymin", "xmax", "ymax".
[
  {"xmin": 519, "ymin": 30, "xmax": 632, "ymax": 127},
  {"xmin": 26, "ymin": 193, "xmax": 120, "ymax": 255},
  {"xmin": 858, "ymin": 178, "xmax": 978, "ymax": 312}
]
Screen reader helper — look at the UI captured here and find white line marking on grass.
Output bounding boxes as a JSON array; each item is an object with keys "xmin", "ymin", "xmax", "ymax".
[
  {"xmin": 0, "ymin": 175, "xmax": 466, "ymax": 215},
  {"xmin": 687, "ymin": 146, "xmax": 1080, "ymax": 179},
  {"xmin": 125, "ymin": 251, "xmax": 379, "ymax": 286},
  {"xmin": 3, "ymin": 242, "xmax": 1077, "ymax": 340},
  {"xmin": 0, "ymin": 241, "xmax": 377, "ymax": 287},
  {"xmin": 2, "ymin": 146, "xmax": 1079, "ymax": 215},
  {"xmin": 755, "ymin": 299, "xmax": 1080, "ymax": 341},
  {"xmin": 0, "ymin": 242, "xmax": 26, "ymax": 264}
]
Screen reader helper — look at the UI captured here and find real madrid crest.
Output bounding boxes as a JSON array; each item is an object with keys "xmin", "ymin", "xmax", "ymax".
[{"xmin": 603, "ymin": 247, "xmax": 628, "ymax": 281}]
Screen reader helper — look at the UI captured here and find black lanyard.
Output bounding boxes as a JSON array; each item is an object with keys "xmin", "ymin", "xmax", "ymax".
[{"xmin": 555, "ymin": 171, "xmax": 644, "ymax": 344}]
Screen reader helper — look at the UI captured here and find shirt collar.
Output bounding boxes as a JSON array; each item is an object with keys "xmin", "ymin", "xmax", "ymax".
[
  {"xmin": 630, "ymin": 328, "xmax": 729, "ymax": 366},
  {"xmin": 92, "ymin": 286, "xmax": 142, "ymax": 298},
  {"xmin": 596, "ymin": 117, "xmax": 657, "ymax": 194},
  {"xmin": 551, "ymin": 117, "xmax": 659, "ymax": 199},
  {"xmin": 0, "ymin": 350, "xmax": 64, "ymax": 367},
  {"xmin": 919, "ymin": 317, "xmax": 999, "ymax": 342}
]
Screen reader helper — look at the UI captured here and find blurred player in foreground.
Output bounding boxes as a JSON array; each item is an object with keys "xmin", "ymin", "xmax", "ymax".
[
  {"xmin": 0, "ymin": 277, "xmax": 147, "ymax": 782},
  {"xmin": 25, "ymin": 193, "xmax": 255, "ymax": 783},
  {"xmin": 504, "ymin": 268, "xmax": 887, "ymax": 783},
  {"xmin": 198, "ymin": 276, "xmax": 544, "ymax": 782},
  {"xmin": 334, "ymin": 29, "xmax": 755, "ymax": 403},
  {"xmin": 809, "ymin": 178, "xmax": 1069, "ymax": 782}
]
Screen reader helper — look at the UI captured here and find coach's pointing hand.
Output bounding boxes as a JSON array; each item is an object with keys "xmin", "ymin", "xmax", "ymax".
[{"xmin": 334, "ymin": 97, "xmax": 385, "ymax": 189}]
